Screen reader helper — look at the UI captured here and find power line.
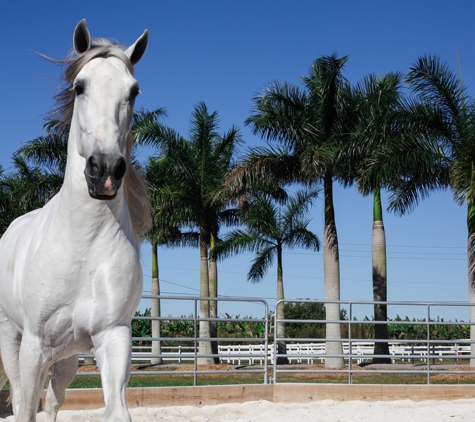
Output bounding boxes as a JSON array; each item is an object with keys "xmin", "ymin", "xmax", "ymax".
[
  {"xmin": 340, "ymin": 249, "xmax": 465, "ymax": 256},
  {"xmin": 143, "ymin": 274, "xmax": 200, "ymax": 292},
  {"xmin": 143, "ymin": 271, "xmax": 466, "ymax": 289},
  {"xmin": 340, "ymin": 254, "xmax": 466, "ymax": 261},
  {"xmin": 341, "ymin": 242, "xmax": 465, "ymax": 249},
  {"xmin": 283, "ymin": 250, "xmax": 466, "ymax": 261},
  {"xmin": 141, "ymin": 285, "xmax": 278, "ymax": 307}
]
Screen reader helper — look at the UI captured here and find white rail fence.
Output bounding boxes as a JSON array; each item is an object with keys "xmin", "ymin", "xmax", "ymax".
[{"xmin": 126, "ymin": 342, "xmax": 471, "ymax": 366}]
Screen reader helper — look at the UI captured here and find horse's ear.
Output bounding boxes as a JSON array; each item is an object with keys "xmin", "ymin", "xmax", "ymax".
[
  {"xmin": 125, "ymin": 30, "xmax": 148, "ymax": 66},
  {"xmin": 73, "ymin": 19, "xmax": 91, "ymax": 55}
]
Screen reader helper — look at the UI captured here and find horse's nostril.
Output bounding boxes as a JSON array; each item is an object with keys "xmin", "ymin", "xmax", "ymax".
[
  {"xmin": 86, "ymin": 155, "xmax": 100, "ymax": 179},
  {"xmin": 114, "ymin": 157, "xmax": 126, "ymax": 181}
]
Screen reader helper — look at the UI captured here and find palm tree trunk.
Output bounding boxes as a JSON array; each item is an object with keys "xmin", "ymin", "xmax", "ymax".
[
  {"xmin": 198, "ymin": 225, "xmax": 213, "ymax": 364},
  {"xmin": 150, "ymin": 243, "xmax": 162, "ymax": 365},
  {"xmin": 276, "ymin": 246, "xmax": 289, "ymax": 364},
  {"xmin": 323, "ymin": 175, "xmax": 344, "ymax": 368},
  {"xmin": 209, "ymin": 232, "xmax": 219, "ymax": 363},
  {"xmin": 371, "ymin": 188, "xmax": 391, "ymax": 364},
  {"xmin": 467, "ymin": 201, "xmax": 475, "ymax": 366}
]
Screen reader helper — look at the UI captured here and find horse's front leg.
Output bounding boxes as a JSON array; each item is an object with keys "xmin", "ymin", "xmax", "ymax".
[
  {"xmin": 17, "ymin": 331, "xmax": 50, "ymax": 422},
  {"xmin": 0, "ymin": 317, "xmax": 22, "ymax": 418},
  {"xmin": 45, "ymin": 354, "xmax": 79, "ymax": 422},
  {"xmin": 93, "ymin": 326, "xmax": 132, "ymax": 422}
]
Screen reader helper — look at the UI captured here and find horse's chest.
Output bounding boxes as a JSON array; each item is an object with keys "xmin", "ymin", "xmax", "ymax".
[{"xmin": 22, "ymin": 231, "xmax": 142, "ymax": 335}]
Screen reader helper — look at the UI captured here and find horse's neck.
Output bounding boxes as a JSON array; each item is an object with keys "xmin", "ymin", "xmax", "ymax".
[{"xmin": 57, "ymin": 128, "xmax": 134, "ymax": 243}]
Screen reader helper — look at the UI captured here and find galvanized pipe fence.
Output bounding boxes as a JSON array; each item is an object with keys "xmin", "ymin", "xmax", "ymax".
[{"xmin": 76, "ymin": 296, "xmax": 475, "ymax": 385}]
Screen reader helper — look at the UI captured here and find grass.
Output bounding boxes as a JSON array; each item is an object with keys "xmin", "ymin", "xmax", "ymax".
[
  {"xmin": 65, "ymin": 362, "xmax": 475, "ymax": 388},
  {"xmin": 276, "ymin": 371, "xmax": 452, "ymax": 385},
  {"xmin": 71, "ymin": 363, "xmax": 266, "ymax": 388},
  {"xmin": 70, "ymin": 374, "xmax": 264, "ymax": 389}
]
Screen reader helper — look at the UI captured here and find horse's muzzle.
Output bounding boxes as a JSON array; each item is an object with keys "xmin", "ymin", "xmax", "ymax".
[{"xmin": 84, "ymin": 153, "xmax": 126, "ymax": 200}]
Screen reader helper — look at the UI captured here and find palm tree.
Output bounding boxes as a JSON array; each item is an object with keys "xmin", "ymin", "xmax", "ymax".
[
  {"xmin": 143, "ymin": 155, "xmax": 200, "ymax": 365},
  {"xmin": 14, "ymin": 121, "xmax": 68, "ymax": 176},
  {"xmin": 134, "ymin": 109, "xmax": 171, "ymax": 365},
  {"xmin": 213, "ymin": 189, "xmax": 320, "ymax": 364},
  {"xmin": 0, "ymin": 121, "xmax": 68, "ymax": 236},
  {"xmin": 135, "ymin": 102, "xmax": 242, "ymax": 364},
  {"xmin": 227, "ymin": 55, "xmax": 352, "ymax": 368},
  {"xmin": 13, "ymin": 121, "xmax": 67, "ymax": 206},
  {"xmin": 348, "ymin": 69, "xmax": 451, "ymax": 362},
  {"xmin": 405, "ymin": 55, "xmax": 475, "ymax": 364},
  {"xmin": 0, "ymin": 166, "xmax": 18, "ymax": 236},
  {"xmin": 346, "ymin": 72, "xmax": 406, "ymax": 363}
]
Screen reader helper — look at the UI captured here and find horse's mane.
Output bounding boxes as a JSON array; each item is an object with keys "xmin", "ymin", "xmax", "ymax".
[{"xmin": 48, "ymin": 38, "xmax": 151, "ymax": 238}]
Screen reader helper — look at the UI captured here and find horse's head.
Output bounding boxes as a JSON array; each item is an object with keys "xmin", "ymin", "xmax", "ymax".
[{"xmin": 71, "ymin": 20, "xmax": 148, "ymax": 200}]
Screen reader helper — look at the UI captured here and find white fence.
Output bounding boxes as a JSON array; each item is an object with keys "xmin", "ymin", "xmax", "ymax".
[{"xmin": 129, "ymin": 342, "xmax": 472, "ymax": 366}]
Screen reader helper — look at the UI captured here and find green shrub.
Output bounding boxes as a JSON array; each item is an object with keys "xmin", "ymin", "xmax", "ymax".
[{"xmin": 131, "ymin": 306, "xmax": 471, "ymax": 345}]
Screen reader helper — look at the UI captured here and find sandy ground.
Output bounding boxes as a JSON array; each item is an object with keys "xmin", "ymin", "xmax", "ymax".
[
  {"xmin": 1, "ymin": 364, "xmax": 474, "ymax": 421},
  {"xmin": 1, "ymin": 399, "xmax": 474, "ymax": 421}
]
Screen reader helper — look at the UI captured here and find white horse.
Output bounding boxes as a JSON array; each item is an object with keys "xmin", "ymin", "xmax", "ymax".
[{"xmin": 0, "ymin": 20, "xmax": 151, "ymax": 421}]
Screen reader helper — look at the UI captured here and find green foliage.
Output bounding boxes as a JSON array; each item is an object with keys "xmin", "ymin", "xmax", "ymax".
[
  {"xmin": 283, "ymin": 300, "xmax": 347, "ymax": 339},
  {"xmin": 347, "ymin": 314, "xmax": 471, "ymax": 342},
  {"xmin": 131, "ymin": 308, "xmax": 470, "ymax": 345},
  {"xmin": 132, "ymin": 309, "xmax": 267, "ymax": 345},
  {"xmin": 387, "ymin": 315, "xmax": 470, "ymax": 341},
  {"xmin": 284, "ymin": 300, "xmax": 326, "ymax": 339},
  {"xmin": 161, "ymin": 316, "xmax": 195, "ymax": 344},
  {"xmin": 348, "ymin": 316, "xmax": 375, "ymax": 339},
  {"xmin": 214, "ymin": 189, "xmax": 319, "ymax": 284},
  {"xmin": 218, "ymin": 313, "xmax": 266, "ymax": 343},
  {"xmin": 131, "ymin": 308, "xmax": 152, "ymax": 347}
]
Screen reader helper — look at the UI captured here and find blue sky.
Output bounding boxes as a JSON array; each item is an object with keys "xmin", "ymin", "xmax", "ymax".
[{"xmin": 1, "ymin": 1, "xmax": 474, "ymax": 321}]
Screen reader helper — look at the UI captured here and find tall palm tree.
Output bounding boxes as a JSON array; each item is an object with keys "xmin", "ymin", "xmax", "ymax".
[
  {"xmin": 214, "ymin": 189, "xmax": 320, "ymax": 364},
  {"xmin": 405, "ymin": 55, "xmax": 475, "ymax": 364},
  {"xmin": 143, "ymin": 155, "xmax": 200, "ymax": 365},
  {"xmin": 347, "ymin": 72, "xmax": 406, "ymax": 363},
  {"xmin": 227, "ymin": 55, "xmax": 352, "ymax": 368},
  {"xmin": 349, "ymin": 69, "xmax": 451, "ymax": 362},
  {"xmin": 135, "ymin": 102, "xmax": 242, "ymax": 364}
]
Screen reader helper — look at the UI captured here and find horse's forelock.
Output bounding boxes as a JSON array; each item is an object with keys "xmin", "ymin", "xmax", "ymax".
[{"xmin": 65, "ymin": 39, "xmax": 135, "ymax": 84}]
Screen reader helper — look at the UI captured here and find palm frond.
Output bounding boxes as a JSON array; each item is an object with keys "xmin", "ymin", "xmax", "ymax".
[
  {"xmin": 14, "ymin": 132, "xmax": 68, "ymax": 174},
  {"xmin": 224, "ymin": 145, "xmax": 300, "ymax": 197},
  {"xmin": 407, "ymin": 55, "xmax": 466, "ymax": 123},
  {"xmin": 248, "ymin": 246, "xmax": 276, "ymax": 283}
]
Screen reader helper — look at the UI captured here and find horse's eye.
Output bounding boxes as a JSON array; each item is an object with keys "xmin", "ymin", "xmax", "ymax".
[
  {"xmin": 73, "ymin": 83, "xmax": 85, "ymax": 96},
  {"xmin": 129, "ymin": 85, "xmax": 140, "ymax": 101}
]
